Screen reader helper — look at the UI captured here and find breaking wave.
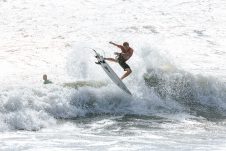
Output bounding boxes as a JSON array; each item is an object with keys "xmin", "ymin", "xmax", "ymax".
[{"xmin": 1, "ymin": 45, "xmax": 226, "ymax": 131}]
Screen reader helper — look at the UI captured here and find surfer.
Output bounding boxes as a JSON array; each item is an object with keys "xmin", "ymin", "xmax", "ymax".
[
  {"xmin": 104, "ymin": 41, "xmax": 134, "ymax": 80},
  {"xmin": 43, "ymin": 74, "xmax": 53, "ymax": 84}
]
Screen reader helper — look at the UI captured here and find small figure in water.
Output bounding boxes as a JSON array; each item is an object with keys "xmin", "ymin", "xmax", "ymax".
[
  {"xmin": 43, "ymin": 74, "xmax": 53, "ymax": 84},
  {"xmin": 105, "ymin": 41, "xmax": 134, "ymax": 80}
]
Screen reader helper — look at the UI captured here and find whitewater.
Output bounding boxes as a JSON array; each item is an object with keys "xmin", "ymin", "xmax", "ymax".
[{"xmin": 1, "ymin": 0, "xmax": 226, "ymax": 150}]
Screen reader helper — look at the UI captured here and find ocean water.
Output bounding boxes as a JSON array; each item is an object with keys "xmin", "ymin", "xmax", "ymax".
[{"xmin": 1, "ymin": 0, "xmax": 226, "ymax": 150}]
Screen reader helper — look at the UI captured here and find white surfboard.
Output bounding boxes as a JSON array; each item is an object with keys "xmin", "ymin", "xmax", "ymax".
[{"xmin": 93, "ymin": 49, "xmax": 132, "ymax": 95}]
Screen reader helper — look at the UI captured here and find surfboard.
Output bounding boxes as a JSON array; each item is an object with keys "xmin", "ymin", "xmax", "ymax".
[{"xmin": 93, "ymin": 49, "xmax": 132, "ymax": 95}]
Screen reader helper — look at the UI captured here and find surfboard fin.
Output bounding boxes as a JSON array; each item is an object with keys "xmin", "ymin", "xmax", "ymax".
[
  {"xmin": 95, "ymin": 61, "xmax": 101, "ymax": 65},
  {"xmin": 95, "ymin": 60, "xmax": 106, "ymax": 64}
]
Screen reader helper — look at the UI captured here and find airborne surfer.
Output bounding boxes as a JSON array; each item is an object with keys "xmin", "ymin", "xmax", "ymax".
[{"xmin": 104, "ymin": 41, "xmax": 134, "ymax": 80}]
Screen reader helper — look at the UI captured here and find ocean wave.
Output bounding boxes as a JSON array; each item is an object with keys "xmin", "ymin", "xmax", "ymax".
[
  {"xmin": 1, "ymin": 71, "xmax": 225, "ymax": 132},
  {"xmin": 143, "ymin": 67, "xmax": 226, "ymax": 119},
  {"xmin": 0, "ymin": 80, "xmax": 183, "ymax": 131}
]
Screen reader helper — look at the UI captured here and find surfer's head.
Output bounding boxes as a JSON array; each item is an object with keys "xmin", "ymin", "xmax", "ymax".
[
  {"xmin": 123, "ymin": 42, "xmax": 129, "ymax": 49},
  {"xmin": 43, "ymin": 74, "xmax": 48, "ymax": 81}
]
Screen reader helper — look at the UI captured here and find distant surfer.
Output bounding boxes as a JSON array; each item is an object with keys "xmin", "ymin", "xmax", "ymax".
[
  {"xmin": 43, "ymin": 74, "xmax": 53, "ymax": 84},
  {"xmin": 104, "ymin": 41, "xmax": 134, "ymax": 80}
]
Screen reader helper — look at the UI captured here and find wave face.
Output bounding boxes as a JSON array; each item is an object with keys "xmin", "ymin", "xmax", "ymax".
[{"xmin": 144, "ymin": 68, "xmax": 226, "ymax": 119}]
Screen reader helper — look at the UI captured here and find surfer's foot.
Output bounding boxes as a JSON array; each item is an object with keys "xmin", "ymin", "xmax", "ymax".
[{"xmin": 95, "ymin": 61, "xmax": 101, "ymax": 65}]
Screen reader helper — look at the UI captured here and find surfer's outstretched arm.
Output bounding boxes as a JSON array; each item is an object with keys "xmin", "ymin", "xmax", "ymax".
[{"xmin": 109, "ymin": 41, "xmax": 122, "ymax": 48}]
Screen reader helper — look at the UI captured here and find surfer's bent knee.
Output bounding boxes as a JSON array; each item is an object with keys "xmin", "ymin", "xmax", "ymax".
[{"xmin": 125, "ymin": 68, "xmax": 132, "ymax": 74}]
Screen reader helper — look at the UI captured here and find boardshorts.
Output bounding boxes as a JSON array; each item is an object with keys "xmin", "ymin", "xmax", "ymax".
[{"xmin": 117, "ymin": 54, "xmax": 130, "ymax": 71}]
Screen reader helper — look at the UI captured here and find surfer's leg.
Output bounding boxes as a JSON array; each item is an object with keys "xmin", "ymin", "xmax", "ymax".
[
  {"xmin": 120, "ymin": 68, "xmax": 132, "ymax": 80},
  {"xmin": 104, "ymin": 58, "xmax": 117, "ymax": 63}
]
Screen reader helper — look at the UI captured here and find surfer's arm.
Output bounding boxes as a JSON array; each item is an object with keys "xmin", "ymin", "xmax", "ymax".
[{"xmin": 109, "ymin": 41, "xmax": 122, "ymax": 48}]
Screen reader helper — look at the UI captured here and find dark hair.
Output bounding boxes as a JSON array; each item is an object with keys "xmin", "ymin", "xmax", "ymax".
[
  {"xmin": 43, "ymin": 74, "xmax": 47, "ymax": 80},
  {"xmin": 123, "ymin": 42, "xmax": 129, "ymax": 46}
]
